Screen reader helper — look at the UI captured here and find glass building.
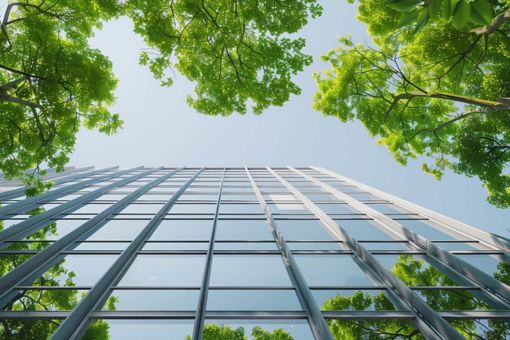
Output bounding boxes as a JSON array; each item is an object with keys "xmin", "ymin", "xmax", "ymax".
[{"xmin": 0, "ymin": 166, "xmax": 509, "ymax": 340}]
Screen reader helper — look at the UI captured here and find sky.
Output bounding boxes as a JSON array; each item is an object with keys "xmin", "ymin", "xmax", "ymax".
[{"xmin": 67, "ymin": 0, "xmax": 509, "ymax": 236}]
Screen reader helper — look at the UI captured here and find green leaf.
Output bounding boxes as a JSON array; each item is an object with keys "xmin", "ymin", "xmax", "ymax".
[
  {"xmin": 388, "ymin": 0, "xmax": 423, "ymax": 12},
  {"xmin": 451, "ymin": 0, "xmax": 471, "ymax": 29},
  {"xmin": 428, "ymin": 0, "xmax": 443, "ymax": 19},
  {"xmin": 413, "ymin": 9, "xmax": 430, "ymax": 33},
  {"xmin": 441, "ymin": 0, "xmax": 460, "ymax": 17},
  {"xmin": 470, "ymin": 0, "xmax": 493, "ymax": 25},
  {"xmin": 399, "ymin": 10, "xmax": 420, "ymax": 26}
]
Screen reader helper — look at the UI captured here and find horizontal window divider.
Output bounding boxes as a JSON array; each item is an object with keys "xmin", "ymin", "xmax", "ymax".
[
  {"xmin": 322, "ymin": 311, "xmax": 414, "ymax": 320},
  {"xmin": 136, "ymin": 250, "xmax": 208, "ymax": 255},
  {"xmin": 440, "ymin": 311, "xmax": 510, "ymax": 319},
  {"xmin": 110, "ymin": 286, "xmax": 201, "ymax": 290},
  {"xmin": 309, "ymin": 286, "xmax": 387, "ymax": 290},
  {"xmin": 409, "ymin": 286, "xmax": 479, "ymax": 290},
  {"xmin": 15, "ymin": 285, "xmax": 94, "ymax": 290}
]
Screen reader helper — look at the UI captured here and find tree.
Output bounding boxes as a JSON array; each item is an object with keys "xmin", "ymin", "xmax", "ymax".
[
  {"xmin": 0, "ymin": 1, "xmax": 122, "ymax": 189},
  {"xmin": 185, "ymin": 324, "xmax": 294, "ymax": 340},
  {"xmin": 1, "ymin": 0, "xmax": 322, "ymax": 189},
  {"xmin": 313, "ymin": 0, "xmax": 510, "ymax": 207},
  {"xmin": 124, "ymin": 0, "xmax": 322, "ymax": 115},
  {"xmin": 322, "ymin": 255, "xmax": 510, "ymax": 339},
  {"xmin": 0, "ymin": 207, "xmax": 116, "ymax": 339}
]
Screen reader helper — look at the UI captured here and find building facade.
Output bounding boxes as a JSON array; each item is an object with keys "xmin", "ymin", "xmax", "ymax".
[{"xmin": 0, "ymin": 166, "xmax": 509, "ymax": 340}]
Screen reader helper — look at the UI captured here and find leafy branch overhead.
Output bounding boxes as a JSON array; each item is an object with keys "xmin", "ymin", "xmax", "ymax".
[
  {"xmin": 0, "ymin": 0, "xmax": 322, "ymax": 188},
  {"xmin": 314, "ymin": 0, "xmax": 510, "ymax": 207}
]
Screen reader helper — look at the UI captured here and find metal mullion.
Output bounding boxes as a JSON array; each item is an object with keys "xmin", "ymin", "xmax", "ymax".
[
  {"xmin": 322, "ymin": 311, "xmax": 414, "ymax": 320},
  {"xmin": 192, "ymin": 168, "xmax": 226, "ymax": 340},
  {"xmin": 245, "ymin": 167, "xmax": 333, "ymax": 340},
  {"xmin": 0, "ymin": 167, "xmax": 166, "ymax": 300},
  {"xmin": 0, "ymin": 166, "xmax": 97, "ymax": 201},
  {"xmin": 0, "ymin": 167, "xmax": 143, "ymax": 245},
  {"xmin": 269, "ymin": 167, "xmax": 460, "ymax": 340},
  {"xmin": 314, "ymin": 166, "xmax": 510, "ymax": 254},
  {"xmin": 295, "ymin": 167, "xmax": 510, "ymax": 309},
  {"xmin": 0, "ymin": 166, "xmax": 122, "ymax": 217},
  {"xmin": 0, "ymin": 166, "xmax": 75, "ymax": 186},
  {"xmin": 50, "ymin": 168, "xmax": 204, "ymax": 340}
]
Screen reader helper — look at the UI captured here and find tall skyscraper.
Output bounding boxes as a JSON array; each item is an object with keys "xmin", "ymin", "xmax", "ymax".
[{"xmin": 0, "ymin": 166, "xmax": 508, "ymax": 339}]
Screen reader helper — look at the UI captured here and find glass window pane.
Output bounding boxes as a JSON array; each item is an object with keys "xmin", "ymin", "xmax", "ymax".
[
  {"xmin": 220, "ymin": 204, "xmax": 263, "ymax": 214},
  {"xmin": 25, "ymin": 219, "xmax": 87, "ymax": 241},
  {"xmin": 118, "ymin": 255, "xmax": 205, "ymax": 287},
  {"xmin": 215, "ymin": 220, "xmax": 273, "ymax": 241},
  {"xmin": 82, "ymin": 220, "xmax": 146, "ymax": 241},
  {"xmin": 317, "ymin": 203, "xmax": 356, "ymax": 214},
  {"xmin": 214, "ymin": 242, "xmax": 278, "ymax": 250},
  {"xmin": 120, "ymin": 204, "xmax": 164, "ymax": 214},
  {"xmin": 33, "ymin": 255, "xmax": 118, "ymax": 287},
  {"xmin": 169, "ymin": 204, "xmax": 216, "ymax": 214},
  {"xmin": 203, "ymin": 320, "xmax": 313, "ymax": 340},
  {"xmin": 335, "ymin": 219, "xmax": 394, "ymax": 240},
  {"xmin": 394, "ymin": 219, "xmax": 459, "ymax": 240},
  {"xmin": 210, "ymin": 255, "xmax": 292, "ymax": 287},
  {"xmin": 149, "ymin": 220, "xmax": 212, "ymax": 241},
  {"xmin": 447, "ymin": 318, "xmax": 510, "ymax": 339},
  {"xmin": 414, "ymin": 289, "xmax": 499, "ymax": 311},
  {"xmin": 287, "ymin": 242, "xmax": 345, "ymax": 251},
  {"xmin": 295, "ymin": 255, "xmax": 376, "ymax": 286},
  {"xmin": 366, "ymin": 204, "xmax": 412, "ymax": 215},
  {"xmin": 326, "ymin": 319, "xmax": 421, "ymax": 339},
  {"xmin": 377, "ymin": 254, "xmax": 461, "ymax": 287},
  {"xmin": 74, "ymin": 242, "xmax": 129, "ymax": 250},
  {"xmin": 84, "ymin": 320, "xmax": 194, "ymax": 340},
  {"xmin": 312, "ymin": 289, "xmax": 398, "ymax": 311},
  {"xmin": 0, "ymin": 254, "xmax": 34, "ymax": 278},
  {"xmin": 276, "ymin": 219, "xmax": 337, "ymax": 241},
  {"xmin": 359, "ymin": 242, "xmax": 410, "ymax": 251},
  {"xmin": 207, "ymin": 289, "xmax": 302, "ymax": 311},
  {"xmin": 0, "ymin": 319, "xmax": 61, "ymax": 339},
  {"xmin": 455, "ymin": 254, "xmax": 510, "ymax": 286},
  {"xmin": 103, "ymin": 289, "xmax": 199, "ymax": 311},
  {"xmin": 3, "ymin": 289, "xmax": 88, "ymax": 311},
  {"xmin": 143, "ymin": 242, "xmax": 209, "ymax": 251}
]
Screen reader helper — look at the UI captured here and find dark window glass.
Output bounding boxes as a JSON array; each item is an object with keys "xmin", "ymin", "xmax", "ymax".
[
  {"xmin": 207, "ymin": 289, "xmax": 302, "ymax": 311},
  {"xmin": 103, "ymin": 289, "xmax": 199, "ymax": 311},
  {"xmin": 215, "ymin": 220, "xmax": 273, "ymax": 241}
]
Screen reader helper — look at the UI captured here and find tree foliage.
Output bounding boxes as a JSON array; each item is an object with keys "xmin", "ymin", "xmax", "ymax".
[
  {"xmin": 124, "ymin": 0, "xmax": 322, "ymax": 115},
  {"xmin": 0, "ymin": 1, "xmax": 122, "ymax": 188},
  {"xmin": 1, "ymin": 0, "xmax": 322, "ymax": 189},
  {"xmin": 314, "ymin": 0, "xmax": 510, "ymax": 207},
  {"xmin": 322, "ymin": 255, "xmax": 509, "ymax": 339}
]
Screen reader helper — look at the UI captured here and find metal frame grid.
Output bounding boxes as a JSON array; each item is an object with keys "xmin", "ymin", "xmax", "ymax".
[{"xmin": 0, "ymin": 166, "xmax": 508, "ymax": 340}]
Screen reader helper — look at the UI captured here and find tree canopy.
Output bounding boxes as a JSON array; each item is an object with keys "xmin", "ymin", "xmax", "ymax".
[
  {"xmin": 1, "ymin": 0, "xmax": 322, "ymax": 188},
  {"xmin": 313, "ymin": 0, "xmax": 510, "ymax": 207}
]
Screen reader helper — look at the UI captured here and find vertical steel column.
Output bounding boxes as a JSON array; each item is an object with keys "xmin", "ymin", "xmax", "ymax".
[
  {"xmin": 0, "ymin": 167, "xmax": 142, "ymax": 244},
  {"xmin": 313, "ymin": 166, "xmax": 510, "ymax": 253},
  {"xmin": 245, "ymin": 167, "xmax": 334, "ymax": 340},
  {"xmin": 0, "ymin": 166, "xmax": 112, "ymax": 201},
  {"xmin": 267, "ymin": 167, "xmax": 462, "ymax": 340},
  {"xmin": 303, "ymin": 167, "xmax": 510, "ymax": 304},
  {"xmin": 0, "ymin": 166, "xmax": 128, "ymax": 217},
  {"xmin": 0, "ymin": 167, "xmax": 164, "ymax": 299},
  {"xmin": 192, "ymin": 168, "xmax": 226, "ymax": 340},
  {"xmin": 50, "ymin": 167, "xmax": 204, "ymax": 340}
]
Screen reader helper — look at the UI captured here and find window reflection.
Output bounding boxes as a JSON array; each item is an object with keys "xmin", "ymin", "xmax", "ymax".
[{"xmin": 325, "ymin": 319, "xmax": 422, "ymax": 339}]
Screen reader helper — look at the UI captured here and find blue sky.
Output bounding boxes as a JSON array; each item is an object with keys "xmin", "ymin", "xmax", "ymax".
[{"xmin": 70, "ymin": 0, "xmax": 509, "ymax": 236}]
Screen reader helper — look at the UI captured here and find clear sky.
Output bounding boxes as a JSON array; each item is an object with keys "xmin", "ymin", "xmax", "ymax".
[{"xmin": 68, "ymin": 0, "xmax": 509, "ymax": 236}]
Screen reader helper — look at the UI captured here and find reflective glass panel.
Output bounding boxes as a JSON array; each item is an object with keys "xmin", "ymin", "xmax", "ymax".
[
  {"xmin": 276, "ymin": 219, "xmax": 337, "ymax": 241},
  {"xmin": 118, "ymin": 255, "xmax": 205, "ymax": 287},
  {"xmin": 376, "ymin": 254, "xmax": 461, "ymax": 287},
  {"xmin": 84, "ymin": 320, "xmax": 194, "ymax": 340},
  {"xmin": 82, "ymin": 220, "xmax": 146, "ymax": 241},
  {"xmin": 312, "ymin": 289, "xmax": 398, "ymax": 311},
  {"xmin": 207, "ymin": 289, "xmax": 302, "ymax": 311},
  {"xmin": 215, "ymin": 220, "xmax": 273, "ymax": 241},
  {"xmin": 149, "ymin": 220, "xmax": 213, "ymax": 241},
  {"xmin": 33, "ymin": 255, "xmax": 118, "ymax": 287},
  {"xmin": 3, "ymin": 289, "xmax": 88, "ymax": 311},
  {"xmin": 394, "ymin": 219, "xmax": 459, "ymax": 240},
  {"xmin": 203, "ymin": 320, "xmax": 313, "ymax": 340},
  {"xmin": 334, "ymin": 219, "xmax": 394, "ymax": 240},
  {"xmin": 209, "ymin": 255, "xmax": 292, "ymax": 287},
  {"xmin": 325, "ymin": 319, "xmax": 420, "ymax": 339},
  {"xmin": 295, "ymin": 255, "xmax": 376, "ymax": 286},
  {"xmin": 103, "ymin": 289, "xmax": 199, "ymax": 311}
]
